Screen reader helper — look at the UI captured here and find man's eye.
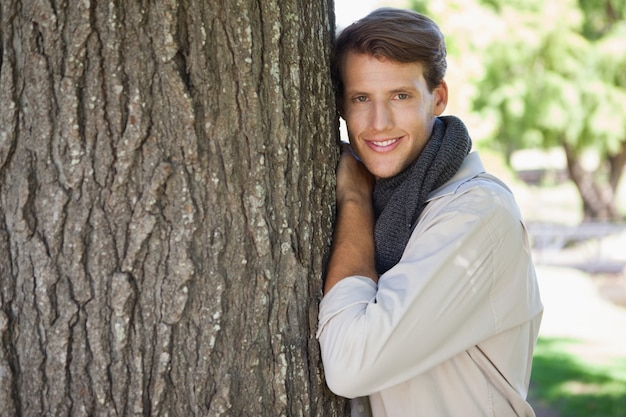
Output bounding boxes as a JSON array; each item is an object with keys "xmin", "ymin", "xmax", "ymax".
[
  {"xmin": 396, "ymin": 93, "xmax": 409, "ymax": 100},
  {"xmin": 354, "ymin": 96, "xmax": 368, "ymax": 103}
]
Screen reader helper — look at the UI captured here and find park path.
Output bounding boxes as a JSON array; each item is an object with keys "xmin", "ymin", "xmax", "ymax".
[{"xmin": 536, "ymin": 265, "xmax": 626, "ymax": 363}]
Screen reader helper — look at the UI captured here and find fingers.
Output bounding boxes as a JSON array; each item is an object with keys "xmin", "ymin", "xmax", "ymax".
[{"xmin": 336, "ymin": 146, "xmax": 374, "ymax": 203}]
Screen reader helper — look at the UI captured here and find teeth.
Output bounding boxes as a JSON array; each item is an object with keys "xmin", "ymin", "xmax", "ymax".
[{"xmin": 374, "ymin": 138, "xmax": 398, "ymax": 147}]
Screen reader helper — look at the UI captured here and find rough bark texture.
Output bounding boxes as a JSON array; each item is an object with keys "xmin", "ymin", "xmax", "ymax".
[{"xmin": 0, "ymin": 0, "xmax": 344, "ymax": 415}]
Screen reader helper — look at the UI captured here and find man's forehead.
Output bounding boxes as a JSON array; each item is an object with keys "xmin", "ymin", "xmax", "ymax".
[{"xmin": 342, "ymin": 53, "xmax": 426, "ymax": 90}]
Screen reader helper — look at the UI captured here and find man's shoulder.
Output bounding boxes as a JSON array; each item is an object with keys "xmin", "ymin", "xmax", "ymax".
[
  {"xmin": 428, "ymin": 165, "xmax": 513, "ymax": 204},
  {"xmin": 459, "ymin": 172, "xmax": 513, "ymax": 196},
  {"xmin": 423, "ymin": 171, "xmax": 522, "ymax": 226}
]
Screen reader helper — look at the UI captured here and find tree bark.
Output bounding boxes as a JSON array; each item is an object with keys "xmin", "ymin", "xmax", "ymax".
[
  {"xmin": 562, "ymin": 140, "xmax": 621, "ymax": 221},
  {"xmin": 0, "ymin": 1, "xmax": 345, "ymax": 415},
  {"xmin": 608, "ymin": 139, "xmax": 626, "ymax": 194}
]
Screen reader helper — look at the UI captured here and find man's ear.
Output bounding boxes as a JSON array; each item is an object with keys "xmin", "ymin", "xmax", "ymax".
[{"xmin": 433, "ymin": 80, "xmax": 448, "ymax": 116}]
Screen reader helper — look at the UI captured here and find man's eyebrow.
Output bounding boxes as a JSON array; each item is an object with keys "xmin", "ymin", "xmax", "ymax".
[
  {"xmin": 344, "ymin": 88, "xmax": 368, "ymax": 96},
  {"xmin": 345, "ymin": 86, "xmax": 419, "ymax": 95},
  {"xmin": 389, "ymin": 86, "xmax": 419, "ymax": 93}
]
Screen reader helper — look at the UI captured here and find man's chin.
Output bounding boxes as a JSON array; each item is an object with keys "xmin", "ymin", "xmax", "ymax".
[{"xmin": 365, "ymin": 164, "xmax": 402, "ymax": 180}]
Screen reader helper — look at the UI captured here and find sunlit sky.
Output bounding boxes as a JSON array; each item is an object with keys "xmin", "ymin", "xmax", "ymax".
[{"xmin": 334, "ymin": 0, "xmax": 381, "ymax": 30}]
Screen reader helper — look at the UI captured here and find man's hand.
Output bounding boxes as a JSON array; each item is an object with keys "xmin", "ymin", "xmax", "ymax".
[
  {"xmin": 335, "ymin": 145, "xmax": 376, "ymax": 205},
  {"xmin": 324, "ymin": 146, "xmax": 378, "ymax": 294}
]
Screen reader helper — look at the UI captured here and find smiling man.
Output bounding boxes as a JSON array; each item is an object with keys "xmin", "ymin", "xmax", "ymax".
[
  {"xmin": 339, "ymin": 53, "xmax": 446, "ymax": 180},
  {"xmin": 317, "ymin": 8, "xmax": 543, "ymax": 417}
]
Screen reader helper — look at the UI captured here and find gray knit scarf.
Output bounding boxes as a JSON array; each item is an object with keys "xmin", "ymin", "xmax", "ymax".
[{"xmin": 372, "ymin": 116, "xmax": 472, "ymax": 275}]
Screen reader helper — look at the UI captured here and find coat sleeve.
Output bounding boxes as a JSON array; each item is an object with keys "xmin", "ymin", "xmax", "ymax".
[{"xmin": 317, "ymin": 181, "xmax": 539, "ymax": 398}]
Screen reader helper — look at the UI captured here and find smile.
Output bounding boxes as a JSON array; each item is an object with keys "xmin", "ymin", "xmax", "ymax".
[{"xmin": 369, "ymin": 137, "xmax": 401, "ymax": 149}]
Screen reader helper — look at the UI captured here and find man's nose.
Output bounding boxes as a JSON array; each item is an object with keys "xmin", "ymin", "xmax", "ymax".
[{"xmin": 371, "ymin": 101, "xmax": 393, "ymax": 132}]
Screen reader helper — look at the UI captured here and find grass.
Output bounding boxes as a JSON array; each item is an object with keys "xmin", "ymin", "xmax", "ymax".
[{"xmin": 531, "ymin": 337, "xmax": 626, "ymax": 417}]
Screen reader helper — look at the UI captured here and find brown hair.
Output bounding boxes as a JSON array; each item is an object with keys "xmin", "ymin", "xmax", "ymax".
[{"xmin": 332, "ymin": 8, "xmax": 447, "ymax": 95}]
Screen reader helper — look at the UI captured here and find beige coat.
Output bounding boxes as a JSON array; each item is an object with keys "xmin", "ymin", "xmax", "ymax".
[{"xmin": 317, "ymin": 152, "xmax": 543, "ymax": 417}]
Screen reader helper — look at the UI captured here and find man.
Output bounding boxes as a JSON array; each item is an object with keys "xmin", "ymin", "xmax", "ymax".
[{"xmin": 317, "ymin": 8, "xmax": 543, "ymax": 417}]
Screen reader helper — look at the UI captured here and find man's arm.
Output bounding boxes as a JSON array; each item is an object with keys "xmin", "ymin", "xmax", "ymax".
[
  {"xmin": 324, "ymin": 148, "xmax": 378, "ymax": 294},
  {"xmin": 318, "ymin": 176, "xmax": 542, "ymax": 398}
]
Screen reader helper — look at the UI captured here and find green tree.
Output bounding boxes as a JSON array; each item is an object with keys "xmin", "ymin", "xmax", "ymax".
[
  {"xmin": 411, "ymin": 0, "xmax": 626, "ymax": 220},
  {"xmin": 473, "ymin": 0, "xmax": 626, "ymax": 220}
]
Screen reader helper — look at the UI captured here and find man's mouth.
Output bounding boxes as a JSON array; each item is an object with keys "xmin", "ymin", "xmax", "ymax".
[
  {"xmin": 369, "ymin": 137, "xmax": 401, "ymax": 149},
  {"xmin": 375, "ymin": 138, "xmax": 398, "ymax": 146}
]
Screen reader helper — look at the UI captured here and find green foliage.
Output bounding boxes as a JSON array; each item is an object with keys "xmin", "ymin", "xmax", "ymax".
[
  {"xmin": 578, "ymin": 0, "xmax": 626, "ymax": 39},
  {"xmin": 531, "ymin": 337, "xmax": 626, "ymax": 416},
  {"xmin": 413, "ymin": 0, "xmax": 626, "ymax": 152},
  {"xmin": 407, "ymin": 0, "xmax": 429, "ymax": 14},
  {"xmin": 410, "ymin": 0, "xmax": 626, "ymax": 218},
  {"xmin": 474, "ymin": 0, "xmax": 626, "ymax": 152}
]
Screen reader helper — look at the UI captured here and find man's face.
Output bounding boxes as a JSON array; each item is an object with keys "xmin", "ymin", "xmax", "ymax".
[{"xmin": 340, "ymin": 52, "xmax": 448, "ymax": 179}]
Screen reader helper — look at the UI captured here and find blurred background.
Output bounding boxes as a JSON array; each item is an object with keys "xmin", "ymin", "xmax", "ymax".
[{"xmin": 334, "ymin": 0, "xmax": 626, "ymax": 415}]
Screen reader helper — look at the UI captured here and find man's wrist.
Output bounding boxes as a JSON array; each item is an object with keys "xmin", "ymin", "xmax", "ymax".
[{"xmin": 325, "ymin": 196, "xmax": 377, "ymax": 294}]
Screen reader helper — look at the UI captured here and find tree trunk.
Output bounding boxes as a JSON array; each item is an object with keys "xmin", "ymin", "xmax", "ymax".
[
  {"xmin": 562, "ymin": 140, "xmax": 621, "ymax": 221},
  {"xmin": 608, "ymin": 139, "xmax": 626, "ymax": 195},
  {"xmin": 0, "ymin": 1, "xmax": 345, "ymax": 416}
]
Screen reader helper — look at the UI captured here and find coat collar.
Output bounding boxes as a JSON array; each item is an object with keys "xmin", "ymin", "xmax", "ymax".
[{"xmin": 426, "ymin": 151, "xmax": 486, "ymax": 202}]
